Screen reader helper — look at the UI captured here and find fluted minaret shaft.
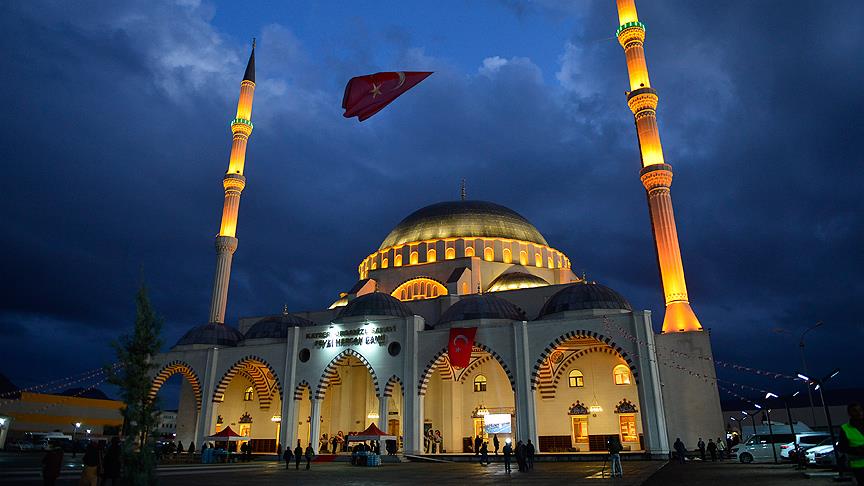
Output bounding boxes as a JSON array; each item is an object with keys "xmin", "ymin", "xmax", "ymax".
[
  {"xmin": 615, "ymin": 0, "xmax": 701, "ymax": 333},
  {"xmin": 208, "ymin": 45, "xmax": 256, "ymax": 324}
]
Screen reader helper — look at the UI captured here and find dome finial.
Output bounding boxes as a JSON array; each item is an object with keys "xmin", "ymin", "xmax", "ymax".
[
  {"xmin": 460, "ymin": 178, "xmax": 466, "ymax": 201},
  {"xmin": 282, "ymin": 304, "xmax": 289, "ymax": 316}
]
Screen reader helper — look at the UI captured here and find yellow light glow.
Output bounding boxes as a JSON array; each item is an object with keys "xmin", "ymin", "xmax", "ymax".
[
  {"xmin": 382, "ymin": 257, "xmax": 389, "ymax": 269},
  {"xmin": 535, "ymin": 253, "xmax": 542, "ymax": 267},
  {"xmin": 616, "ymin": 0, "xmax": 638, "ymax": 25},
  {"xmin": 519, "ymin": 250, "xmax": 528, "ymax": 266},
  {"xmin": 465, "ymin": 246, "xmax": 475, "ymax": 257},
  {"xmin": 392, "ymin": 278, "xmax": 448, "ymax": 301},
  {"xmin": 427, "ymin": 248, "xmax": 436, "ymax": 263},
  {"xmin": 445, "ymin": 247, "xmax": 456, "ymax": 260},
  {"xmin": 394, "ymin": 254, "xmax": 402, "ymax": 267},
  {"xmin": 483, "ymin": 247, "xmax": 494, "ymax": 262},
  {"xmin": 410, "ymin": 250, "xmax": 419, "ymax": 265},
  {"xmin": 503, "ymin": 248, "xmax": 512, "ymax": 264}
]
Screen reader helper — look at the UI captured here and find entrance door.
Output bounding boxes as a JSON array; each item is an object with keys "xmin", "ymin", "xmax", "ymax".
[
  {"xmin": 473, "ymin": 418, "xmax": 486, "ymax": 440},
  {"xmin": 238, "ymin": 424, "xmax": 251, "ymax": 450},
  {"xmin": 571, "ymin": 416, "xmax": 589, "ymax": 448}
]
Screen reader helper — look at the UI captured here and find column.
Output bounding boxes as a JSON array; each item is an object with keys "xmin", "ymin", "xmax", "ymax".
[
  {"xmin": 402, "ymin": 316, "xmax": 423, "ymax": 454},
  {"xmin": 280, "ymin": 326, "xmax": 300, "ymax": 450},
  {"xmin": 512, "ymin": 321, "xmax": 538, "ymax": 445},
  {"xmin": 378, "ymin": 394, "xmax": 389, "ymax": 431},
  {"xmin": 309, "ymin": 399, "xmax": 322, "ymax": 453},
  {"xmin": 194, "ymin": 348, "xmax": 219, "ymax": 449},
  {"xmin": 631, "ymin": 312, "xmax": 670, "ymax": 456}
]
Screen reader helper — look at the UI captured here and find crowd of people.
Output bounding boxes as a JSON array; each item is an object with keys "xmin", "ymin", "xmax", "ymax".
[
  {"xmin": 672, "ymin": 436, "xmax": 733, "ymax": 463},
  {"xmin": 41, "ymin": 437, "xmax": 122, "ymax": 486}
]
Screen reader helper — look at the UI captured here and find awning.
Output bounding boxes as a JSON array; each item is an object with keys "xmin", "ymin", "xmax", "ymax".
[
  {"xmin": 206, "ymin": 426, "xmax": 249, "ymax": 442},
  {"xmin": 346, "ymin": 422, "xmax": 396, "ymax": 442}
]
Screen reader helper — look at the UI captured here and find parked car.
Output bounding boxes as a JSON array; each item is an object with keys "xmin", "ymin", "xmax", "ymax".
[
  {"xmin": 732, "ymin": 433, "xmax": 796, "ymax": 463},
  {"xmin": 780, "ymin": 433, "xmax": 831, "ymax": 460},
  {"xmin": 5, "ymin": 439, "xmax": 35, "ymax": 451},
  {"xmin": 805, "ymin": 442, "xmax": 840, "ymax": 466}
]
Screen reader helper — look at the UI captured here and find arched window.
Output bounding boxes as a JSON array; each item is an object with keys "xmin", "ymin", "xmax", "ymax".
[
  {"xmin": 465, "ymin": 246, "xmax": 475, "ymax": 257},
  {"xmin": 382, "ymin": 257, "xmax": 389, "ymax": 269},
  {"xmin": 391, "ymin": 278, "xmax": 448, "ymax": 301},
  {"xmin": 243, "ymin": 386, "xmax": 254, "ymax": 401},
  {"xmin": 461, "ymin": 282, "xmax": 469, "ymax": 294},
  {"xmin": 502, "ymin": 248, "xmax": 512, "ymax": 263},
  {"xmin": 445, "ymin": 247, "xmax": 456, "ymax": 260},
  {"xmin": 473, "ymin": 375, "xmax": 487, "ymax": 393},
  {"xmin": 519, "ymin": 250, "xmax": 528, "ymax": 266},
  {"xmin": 371, "ymin": 259, "xmax": 377, "ymax": 270},
  {"xmin": 569, "ymin": 369, "xmax": 584, "ymax": 388},
  {"xmin": 483, "ymin": 247, "xmax": 494, "ymax": 262},
  {"xmin": 427, "ymin": 248, "xmax": 436, "ymax": 263},
  {"xmin": 535, "ymin": 253, "xmax": 542, "ymax": 267},
  {"xmin": 394, "ymin": 254, "xmax": 403, "ymax": 267},
  {"xmin": 410, "ymin": 250, "xmax": 419, "ymax": 265},
  {"xmin": 613, "ymin": 365, "xmax": 632, "ymax": 385},
  {"xmin": 547, "ymin": 256, "xmax": 554, "ymax": 268}
]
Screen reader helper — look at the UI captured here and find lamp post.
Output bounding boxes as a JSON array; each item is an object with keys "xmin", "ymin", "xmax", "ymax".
[
  {"xmin": 742, "ymin": 410, "xmax": 758, "ymax": 438},
  {"xmin": 72, "ymin": 422, "xmax": 81, "ymax": 457},
  {"xmin": 799, "ymin": 322, "xmax": 822, "ymax": 426},
  {"xmin": 798, "ymin": 369, "xmax": 840, "ymax": 470}
]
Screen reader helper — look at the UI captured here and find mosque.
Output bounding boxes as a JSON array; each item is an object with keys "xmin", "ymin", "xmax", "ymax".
[{"xmin": 149, "ymin": 0, "xmax": 724, "ymax": 458}]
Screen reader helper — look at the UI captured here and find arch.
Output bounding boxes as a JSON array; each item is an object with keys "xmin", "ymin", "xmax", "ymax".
[
  {"xmin": 502, "ymin": 248, "xmax": 512, "ymax": 264},
  {"xmin": 568, "ymin": 369, "xmax": 584, "ymax": 388},
  {"xmin": 394, "ymin": 253, "xmax": 403, "ymax": 267},
  {"xmin": 472, "ymin": 374, "xmax": 488, "ymax": 392},
  {"xmin": 465, "ymin": 246, "xmax": 475, "ymax": 257},
  {"xmin": 613, "ymin": 364, "xmax": 632, "ymax": 385},
  {"xmin": 382, "ymin": 375, "xmax": 404, "ymax": 398},
  {"xmin": 550, "ymin": 346, "xmax": 629, "ymax": 390},
  {"xmin": 149, "ymin": 360, "xmax": 202, "ymax": 411},
  {"xmin": 531, "ymin": 331, "xmax": 638, "ymax": 391},
  {"xmin": 315, "ymin": 349, "xmax": 380, "ymax": 400},
  {"xmin": 427, "ymin": 248, "xmax": 437, "ymax": 263},
  {"xmin": 294, "ymin": 380, "xmax": 311, "ymax": 401},
  {"xmin": 519, "ymin": 250, "xmax": 528, "ymax": 266},
  {"xmin": 418, "ymin": 341, "xmax": 516, "ymax": 396},
  {"xmin": 410, "ymin": 250, "xmax": 419, "ymax": 265},
  {"xmin": 392, "ymin": 277, "xmax": 448, "ymax": 301},
  {"xmin": 212, "ymin": 355, "xmax": 283, "ymax": 412},
  {"xmin": 483, "ymin": 246, "xmax": 494, "ymax": 261},
  {"xmin": 445, "ymin": 247, "xmax": 456, "ymax": 260},
  {"xmin": 382, "ymin": 257, "xmax": 389, "ymax": 269},
  {"xmin": 535, "ymin": 252, "xmax": 542, "ymax": 267},
  {"xmin": 243, "ymin": 386, "xmax": 254, "ymax": 401}
]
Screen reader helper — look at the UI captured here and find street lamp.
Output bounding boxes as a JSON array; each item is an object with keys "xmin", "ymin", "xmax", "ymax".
[
  {"xmin": 799, "ymin": 322, "xmax": 823, "ymax": 425},
  {"xmin": 72, "ymin": 422, "xmax": 82, "ymax": 457},
  {"xmin": 798, "ymin": 368, "xmax": 841, "ymax": 468}
]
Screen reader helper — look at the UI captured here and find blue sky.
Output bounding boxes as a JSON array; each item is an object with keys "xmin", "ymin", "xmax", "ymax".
[{"xmin": 1, "ymin": 0, "xmax": 861, "ymax": 404}]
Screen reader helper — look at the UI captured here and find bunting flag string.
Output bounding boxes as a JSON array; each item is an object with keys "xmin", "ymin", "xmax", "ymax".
[
  {"xmin": 0, "ymin": 363, "xmax": 122, "ymax": 404},
  {"xmin": 24, "ymin": 376, "xmax": 112, "ymax": 415}
]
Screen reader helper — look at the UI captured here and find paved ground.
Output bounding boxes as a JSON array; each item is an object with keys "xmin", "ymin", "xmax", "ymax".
[{"xmin": 644, "ymin": 461, "xmax": 842, "ymax": 486}]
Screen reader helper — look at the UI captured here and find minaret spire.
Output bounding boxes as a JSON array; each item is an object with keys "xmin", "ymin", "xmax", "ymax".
[
  {"xmin": 615, "ymin": 0, "xmax": 701, "ymax": 333},
  {"xmin": 208, "ymin": 43, "xmax": 257, "ymax": 324}
]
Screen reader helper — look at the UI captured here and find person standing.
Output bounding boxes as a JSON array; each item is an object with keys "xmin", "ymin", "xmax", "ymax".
[
  {"xmin": 474, "ymin": 435, "xmax": 482, "ymax": 456},
  {"xmin": 697, "ymin": 438, "xmax": 706, "ymax": 461},
  {"xmin": 493, "ymin": 434, "xmax": 500, "ymax": 455},
  {"xmin": 79, "ymin": 443, "xmax": 100, "ymax": 486},
  {"xmin": 41, "ymin": 446, "xmax": 63, "ymax": 486},
  {"xmin": 716, "ymin": 437, "xmax": 726, "ymax": 460},
  {"xmin": 608, "ymin": 436, "xmax": 623, "ymax": 478},
  {"xmin": 707, "ymin": 439, "xmax": 717, "ymax": 462},
  {"xmin": 102, "ymin": 437, "xmax": 121, "ymax": 486},
  {"xmin": 304, "ymin": 444, "xmax": 314, "ymax": 470},
  {"xmin": 526, "ymin": 440, "xmax": 535, "ymax": 470},
  {"xmin": 515, "ymin": 440, "xmax": 526, "ymax": 472},
  {"xmin": 282, "ymin": 446, "xmax": 293, "ymax": 470},
  {"xmin": 479, "ymin": 441, "xmax": 489, "ymax": 466},
  {"xmin": 502, "ymin": 440, "xmax": 513, "ymax": 473},
  {"xmin": 838, "ymin": 402, "xmax": 864, "ymax": 485},
  {"xmin": 294, "ymin": 440, "xmax": 302, "ymax": 470},
  {"xmin": 331, "ymin": 435, "xmax": 338, "ymax": 456},
  {"xmin": 673, "ymin": 438, "xmax": 687, "ymax": 464}
]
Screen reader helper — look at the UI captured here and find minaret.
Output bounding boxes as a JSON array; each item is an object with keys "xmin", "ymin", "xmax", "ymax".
[
  {"xmin": 208, "ymin": 41, "xmax": 256, "ymax": 324},
  {"xmin": 614, "ymin": 1, "xmax": 701, "ymax": 333}
]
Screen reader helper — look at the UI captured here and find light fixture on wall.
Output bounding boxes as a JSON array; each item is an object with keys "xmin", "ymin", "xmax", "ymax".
[
  {"xmin": 589, "ymin": 404, "xmax": 603, "ymax": 414},
  {"xmin": 367, "ymin": 410, "xmax": 380, "ymax": 419},
  {"xmin": 476, "ymin": 405, "xmax": 490, "ymax": 417},
  {"xmin": 270, "ymin": 415, "xmax": 281, "ymax": 422}
]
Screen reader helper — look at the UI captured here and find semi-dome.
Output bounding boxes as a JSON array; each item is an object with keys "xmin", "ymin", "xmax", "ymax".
[
  {"xmin": 437, "ymin": 294, "xmax": 526, "ymax": 327},
  {"xmin": 379, "ymin": 200, "xmax": 549, "ymax": 250},
  {"xmin": 336, "ymin": 292, "xmax": 414, "ymax": 320},
  {"xmin": 245, "ymin": 312, "xmax": 315, "ymax": 340},
  {"xmin": 175, "ymin": 323, "xmax": 245, "ymax": 347},
  {"xmin": 488, "ymin": 272, "xmax": 549, "ymax": 292},
  {"xmin": 537, "ymin": 282, "xmax": 632, "ymax": 319}
]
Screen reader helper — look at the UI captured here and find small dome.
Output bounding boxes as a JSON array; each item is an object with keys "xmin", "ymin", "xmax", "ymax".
[
  {"xmin": 336, "ymin": 292, "xmax": 414, "ymax": 320},
  {"xmin": 537, "ymin": 282, "xmax": 632, "ymax": 319},
  {"xmin": 488, "ymin": 272, "xmax": 549, "ymax": 292},
  {"xmin": 175, "ymin": 324, "xmax": 244, "ymax": 347},
  {"xmin": 245, "ymin": 313, "xmax": 315, "ymax": 340},
  {"xmin": 437, "ymin": 294, "xmax": 526, "ymax": 327}
]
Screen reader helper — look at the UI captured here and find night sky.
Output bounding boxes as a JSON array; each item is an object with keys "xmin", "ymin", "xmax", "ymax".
[{"xmin": 2, "ymin": 0, "xmax": 861, "ymax": 405}]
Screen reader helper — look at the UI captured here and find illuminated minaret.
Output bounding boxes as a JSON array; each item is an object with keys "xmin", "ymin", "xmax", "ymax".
[
  {"xmin": 614, "ymin": 1, "xmax": 702, "ymax": 333},
  {"xmin": 208, "ymin": 41, "xmax": 256, "ymax": 324}
]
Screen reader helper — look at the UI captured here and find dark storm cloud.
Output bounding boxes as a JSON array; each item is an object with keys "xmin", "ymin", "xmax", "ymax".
[{"xmin": 1, "ymin": 0, "xmax": 861, "ymax": 399}]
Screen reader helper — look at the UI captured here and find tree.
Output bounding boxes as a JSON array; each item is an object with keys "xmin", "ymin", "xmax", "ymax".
[{"xmin": 107, "ymin": 284, "xmax": 163, "ymax": 486}]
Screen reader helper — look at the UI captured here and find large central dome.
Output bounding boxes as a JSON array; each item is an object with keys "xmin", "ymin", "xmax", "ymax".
[{"xmin": 379, "ymin": 200, "xmax": 549, "ymax": 250}]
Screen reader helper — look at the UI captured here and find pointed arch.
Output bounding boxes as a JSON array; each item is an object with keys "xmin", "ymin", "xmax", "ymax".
[
  {"xmin": 314, "ymin": 349, "xmax": 380, "ymax": 400},
  {"xmin": 294, "ymin": 380, "xmax": 311, "ymax": 401},
  {"xmin": 382, "ymin": 375, "xmax": 403, "ymax": 398},
  {"xmin": 531, "ymin": 330, "xmax": 638, "ymax": 391},
  {"xmin": 418, "ymin": 341, "xmax": 515, "ymax": 396},
  {"xmin": 149, "ymin": 360, "xmax": 202, "ymax": 411},
  {"xmin": 212, "ymin": 355, "xmax": 283, "ymax": 411}
]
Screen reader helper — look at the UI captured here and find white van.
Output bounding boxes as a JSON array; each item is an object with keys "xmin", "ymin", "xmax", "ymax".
[{"xmin": 733, "ymin": 433, "xmax": 796, "ymax": 463}]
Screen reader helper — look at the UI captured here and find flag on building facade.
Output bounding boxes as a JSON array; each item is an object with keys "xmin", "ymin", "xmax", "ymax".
[
  {"xmin": 448, "ymin": 327, "xmax": 477, "ymax": 369},
  {"xmin": 342, "ymin": 71, "xmax": 432, "ymax": 121}
]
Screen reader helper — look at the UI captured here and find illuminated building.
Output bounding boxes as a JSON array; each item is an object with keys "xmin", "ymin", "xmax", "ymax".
[{"xmin": 151, "ymin": 2, "xmax": 724, "ymax": 458}]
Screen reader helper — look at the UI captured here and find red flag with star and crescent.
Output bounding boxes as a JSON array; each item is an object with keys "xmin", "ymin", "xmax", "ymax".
[
  {"xmin": 342, "ymin": 71, "xmax": 432, "ymax": 121},
  {"xmin": 448, "ymin": 327, "xmax": 477, "ymax": 369}
]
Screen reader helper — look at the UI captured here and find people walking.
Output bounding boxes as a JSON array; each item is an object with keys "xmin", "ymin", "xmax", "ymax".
[
  {"xmin": 479, "ymin": 441, "xmax": 489, "ymax": 466},
  {"xmin": 493, "ymin": 434, "xmax": 500, "ymax": 455},
  {"xmin": 79, "ymin": 442, "xmax": 100, "ymax": 486},
  {"xmin": 474, "ymin": 435, "xmax": 482, "ymax": 456},
  {"xmin": 673, "ymin": 438, "xmax": 687, "ymax": 463},
  {"xmin": 304, "ymin": 444, "xmax": 314, "ymax": 470},
  {"xmin": 526, "ymin": 440, "xmax": 535, "ymax": 470},
  {"xmin": 608, "ymin": 436, "xmax": 623, "ymax": 478},
  {"xmin": 716, "ymin": 437, "xmax": 726, "ymax": 460},
  {"xmin": 294, "ymin": 440, "xmax": 302, "ymax": 470},
  {"xmin": 697, "ymin": 438, "xmax": 706, "ymax": 461},
  {"xmin": 503, "ymin": 440, "xmax": 513, "ymax": 473},
  {"xmin": 838, "ymin": 402, "xmax": 864, "ymax": 485},
  {"xmin": 283, "ymin": 446, "xmax": 293, "ymax": 470},
  {"xmin": 707, "ymin": 439, "xmax": 717, "ymax": 462},
  {"xmin": 41, "ymin": 445, "xmax": 63, "ymax": 486}
]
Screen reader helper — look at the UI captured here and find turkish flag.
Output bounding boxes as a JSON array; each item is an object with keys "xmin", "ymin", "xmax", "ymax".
[
  {"xmin": 448, "ymin": 327, "xmax": 477, "ymax": 369},
  {"xmin": 342, "ymin": 71, "xmax": 432, "ymax": 121}
]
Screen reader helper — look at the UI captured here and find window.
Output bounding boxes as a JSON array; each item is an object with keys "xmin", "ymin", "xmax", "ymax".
[
  {"xmin": 619, "ymin": 415, "xmax": 637, "ymax": 442},
  {"xmin": 382, "ymin": 257, "xmax": 389, "ymax": 269},
  {"xmin": 572, "ymin": 416, "xmax": 589, "ymax": 444},
  {"xmin": 445, "ymin": 247, "xmax": 456, "ymax": 260},
  {"xmin": 568, "ymin": 369, "xmax": 584, "ymax": 388},
  {"xmin": 243, "ymin": 386, "xmax": 254, "ymax": 401},
  {"xmin": 503, "ymin": 248, "xmax": 512, "ymax": 263},
  {"xmin": 473, "ymin": 375, "xmax": 487, "ymax": 392},
  {"xmin": 535, "ymin": 253, "xmax": 542, "ymax": 267},
  {"xmin": 483, "ymin": 247, "xmax": 494, "ymax": 262},
  {"xmin": 465, "ymin": 246, "xmax": 475, "ymax": 257},
  {"xmin": 427, "ymin": 248, "xmax": 436, "ymax": 263},
  {"xmin": 371, "ymin": 259, "xmax": 377, "ymax": 270},
  {"xmin": 461, "ymin": 282, "xmax": 469, "ymax": 294},
  {"xmin": 547, "ymin": 256, "xmax": 554, "ymax": 268},
  {"xmin": 613, "ymin": 365, "xmax": 631, "ymax": 385},
  {"xmin": 394, "ymin": 254, "xmax": 402, "ymax": 267},
  {"xmin": 519, "ymin": 250, "xmax": 528, "ymax": 266},
  {"xmin": 410, "ymin": 250, "xmax": 419, "ymax": 265},
  {"xmin": 392, "ymin": 278, "xmax": 448, "ymax": 301}
]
